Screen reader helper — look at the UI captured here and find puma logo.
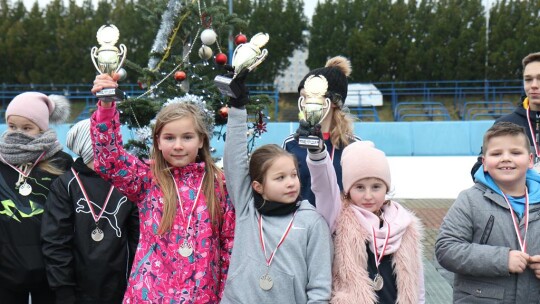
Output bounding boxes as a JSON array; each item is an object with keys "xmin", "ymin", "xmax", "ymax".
[{"xmin": 75, "ymin": 196, "xmax": 128, "ymax": 237}]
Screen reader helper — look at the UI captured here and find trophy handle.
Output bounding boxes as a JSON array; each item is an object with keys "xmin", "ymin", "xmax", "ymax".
[
  {"xmin": 247, "ymin": 49, "xmax": 269, "ymax": 72},
  {"xmin": 298, "ymin": 96, "xmax": 306, "ymax": 116},
  {"xmin": 90, "ymin": 46, "xmax": 102, "ymax": 74},
  {"xmin": 320, "ymin": 97, "xmax": 332, "ymax": 123},
  {"xmin": 115, "ymin": 44, "xmax": 127, "ymax": 74}
]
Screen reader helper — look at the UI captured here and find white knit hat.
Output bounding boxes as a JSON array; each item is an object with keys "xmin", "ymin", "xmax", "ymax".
[
  {"xmin": 66, "ymin": 119, "xmax": 93, "ymax": 164},
  {"xmin": 341, "ymin": 141, "xmax": 391, "ymax": 194}
]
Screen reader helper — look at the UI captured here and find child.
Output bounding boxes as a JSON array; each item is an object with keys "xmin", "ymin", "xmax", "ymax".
[
  {"xmin": 41, "ymin": 118, "xmax": 140, "ymax": 304},
  {"xmin": 0, "ymin": 92, "xmax": 73, "ymax": 303},
  {"xmin": 436, "ymin": 121, "xmax": 540, "ymax": 303},
  {"xmin": 221, "ymin": 76, "xmax": 333, "ymax": 303},
  {"xmin": 89, "ymin": 74, "xmax": 235, "ymax": 303},
  {"xmin": 282, "ymin": 56, "xmax": 360, "ymax": 206},
  {"xmin": 307, "ymin": 140, "xmax": 425, "ymax": 303}
]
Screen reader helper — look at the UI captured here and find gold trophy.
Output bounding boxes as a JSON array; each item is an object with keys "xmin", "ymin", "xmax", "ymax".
[
  {"xmin": 214, "ymin": 33, "xmax": 269, "ymax": 98},
  {"xmin": 91, "ymin": 24, "xmax": 127, "ymax": 102},
  {"xmin": 297, "ymin": 75, "xmax": 332, "ymax": 149}
]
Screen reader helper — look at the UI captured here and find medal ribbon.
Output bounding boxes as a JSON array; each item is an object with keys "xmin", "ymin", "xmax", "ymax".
[
  {"xmin": 172, "ymin": 172, "xmax": 205, "ymax": 237},
  {"xmin": 525, "ymin": 108, "xmax": 540, "ymax": 160},
  {"xmin": 501, "ymin": 189, "xmax": 529, "ymax": 252},
  {"xmin": 0, "ymin": 151, "xmax": 47, "ymax": 178},
  {"xmin": 71, "ymin": 168, "xmax": 114, "ymax": 223},
  {"xmin": 258, "ymin": 211, "xmax": 297, "ymax": 267},
  {"xmin": 371, "ymin": 214, "xmax": 391, "ymax": 270}
]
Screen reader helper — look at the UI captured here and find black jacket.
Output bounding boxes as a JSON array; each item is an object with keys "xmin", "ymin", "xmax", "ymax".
[
  {"xmin": 282, "ymin": 134, "xmax": 360, "ymax": 206},
  {"xmin": 41, "ymin": 158, "xmax": 139, "ymax": 304},
  {"xmin": 471, "ymin": 96, "xmax": 537, "ymax": 178},
  {"xmin": 0, "ymin": 150, "xmax": 73, "ymax": 291}
]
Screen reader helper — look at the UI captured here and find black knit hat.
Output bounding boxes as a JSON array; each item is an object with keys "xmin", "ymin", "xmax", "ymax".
[{"xmin": 298, "ymin": 56, "xmax": 352, "ymax": 106}]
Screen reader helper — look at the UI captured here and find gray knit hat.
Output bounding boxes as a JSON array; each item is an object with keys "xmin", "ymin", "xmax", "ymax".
[{"xmin": 66, "ymin": 119, "xmax": 93, "ymax": 164}]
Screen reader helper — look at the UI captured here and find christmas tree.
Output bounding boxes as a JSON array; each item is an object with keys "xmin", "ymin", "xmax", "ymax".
[{"xmin": 118, "ymin": 0, "xmax": 272, "ymax": 159}]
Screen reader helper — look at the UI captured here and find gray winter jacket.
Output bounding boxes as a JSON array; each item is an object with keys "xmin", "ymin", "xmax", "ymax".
[
  {"xmin": 436, "ymin": 183, "xmax": 540, "ymax": 303},
  {"xmin": 221, "ymin": 107, "xmax": 333, "ymax": 304}
]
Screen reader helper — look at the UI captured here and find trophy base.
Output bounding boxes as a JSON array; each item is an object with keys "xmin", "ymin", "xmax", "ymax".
[
  {"xmin": 214, "ymin": 75, "xmax": 242, "ymax": 98},
  {"xmin": 298, "ymin": 136, "xmax": 324, "ymax": 150},
  {"xmin": 96, "ymin": 88, "xmax": 125, "ymax": 102}
]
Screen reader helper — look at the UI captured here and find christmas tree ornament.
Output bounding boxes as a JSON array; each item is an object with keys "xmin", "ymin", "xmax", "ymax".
[
  {"xmin": 215, "ymin": 53, "xmax": 228, "ymax": 65},
  {"xmin": 219, "ymin": 106, "xmax": 229, "ymax": 118},
  {"xmin": 198, "ymin": 45, "xmax": 213, "ymax": 60},
  {"xmin": 117, "ymin": 68, "xmax": 127, "ymax": 81},
  {"xmin": 235, "ymin": 33, "xmax": 247, "ymax": 45},
  {"xmin": 200, "ymin": 28, "xmax": 217, "ymax": 45},
  {"xmin": 174, "ymin": 71, "xmax": 187, "ymax": 81}
]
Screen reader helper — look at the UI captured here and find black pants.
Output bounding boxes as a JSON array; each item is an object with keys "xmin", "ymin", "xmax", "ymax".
[{"xmin": 0, "ymin": 286, "xmax": 54, "ymax": 304}]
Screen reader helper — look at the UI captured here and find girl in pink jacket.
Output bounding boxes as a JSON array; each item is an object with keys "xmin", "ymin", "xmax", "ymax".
[
  {"xmin": 307, "ymin": 141, "xmax": 425, "ymax": 304},
  {"xmin": 90, "ymin": 75, "xmax": 235, "ymax": 303}
]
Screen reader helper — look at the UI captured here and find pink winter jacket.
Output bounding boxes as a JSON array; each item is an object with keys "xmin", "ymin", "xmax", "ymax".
[{"xmin": 90, "ymin": 102, "xmax": 235, "ymax": 303}]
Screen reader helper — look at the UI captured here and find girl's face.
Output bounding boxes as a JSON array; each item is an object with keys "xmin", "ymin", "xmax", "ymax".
[
  {"xmin": 156, "ymin": 117, "xmax": 203, "ymax": 168},
  {"xmin": 252, "ymin": 155, "xmax": 300, "ymax": 204},
  {"xmin": 348, "ymin": 177, "xmax": 387, "ymax": 213},
  {"xmin": 7, "ymin": 115, "xmax": 41, "ymax": 136}
]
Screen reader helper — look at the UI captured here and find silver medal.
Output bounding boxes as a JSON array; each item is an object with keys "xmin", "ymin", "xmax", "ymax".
[
  {"xmin": 19, "ymin": 182, "xmax": 32, "ymax": 196},
  {"xmin": 91, "ymin": 227, "xmax": 104, "ymax": 242},
  {"xmin": 259, "ymin": 273, "xmax": 273, "ymax": 291},
  {"xmin": 178, "ymin": 241, "xmax": 194, "ymax": 257},
  {"xmin": 372, "ymin": 273, "xmax": 384, "ymax": 291}
]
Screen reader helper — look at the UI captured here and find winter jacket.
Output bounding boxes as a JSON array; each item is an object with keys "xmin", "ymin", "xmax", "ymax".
[
  {"xmin": 471, "ymin": 96, "xmax": 536, "ymax": 177},
  {"xmin": 222, "ymin": 107, "xmax": 333, "ymax": 304},
  {"xmin": 282, "ymin": 134, "xmax": 360, "ymax": 206},
  {"xmin": 307, "ymin": 149, "xmax": 425, "ymax": 304},
  {"xmin": 0, "ymin": 150, "xmax": 72, "ymax": 291},
  {"xmin": 41, "ymin": 157, "xmax": 139, "ymax": 304},
  {"xmin": 436, "ymin": 182, "xmax": 540, "ymax": 303},
  {"xmin": 90, "ymin": 102, "xmax": 235, "ymax": 303}
]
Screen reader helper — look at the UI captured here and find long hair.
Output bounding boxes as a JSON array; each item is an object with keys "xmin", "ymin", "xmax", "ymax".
[
  {"xmin": 329, "ymin": 107, "xmax": 356, "ymax": 148},
  {"xmin": 151, "ymin": 102, "xmax": 225, "ymax": 235}
]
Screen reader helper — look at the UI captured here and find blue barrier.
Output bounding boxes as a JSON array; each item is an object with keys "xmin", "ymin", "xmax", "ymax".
[{"xmin": 0, "ymin": 120, "xmax": 494, "ymax": 157}]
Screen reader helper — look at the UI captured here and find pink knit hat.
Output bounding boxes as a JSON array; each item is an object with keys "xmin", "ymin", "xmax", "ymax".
[
  {"xmin": 5, "ymin": 92, "xmax": 70, "ymax": 131},
  {"xmin": 341, "ymin": 141, "xmax": 391, "ymax": 194}
]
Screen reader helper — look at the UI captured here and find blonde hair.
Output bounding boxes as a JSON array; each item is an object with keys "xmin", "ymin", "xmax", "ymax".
[
  {"xmin": 151, "ymin": 102, "xmax": 225, "ymax": 234},
  {"xmin": 328, "ymin": 108, "xmax": 356, "ymax": 148},
  {"xmin": 38, "ymin": 160, "xmax": 65, "ymax": 175}
]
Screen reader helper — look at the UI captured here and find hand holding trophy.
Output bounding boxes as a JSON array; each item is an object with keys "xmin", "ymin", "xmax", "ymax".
[
  {"xmin": 296, "ymin": 75, "xmax": 332, "ymax": 150},
  {"xmin": 90, "ymin": 24, "xmax": 127, "ymax": 102},
  {"xmin": 214, "ymin": 33, "xmax": 269, "ymax": 98}
]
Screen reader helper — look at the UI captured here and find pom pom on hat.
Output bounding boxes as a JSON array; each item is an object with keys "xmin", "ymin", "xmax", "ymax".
[
  {"xmin": 5, "ymin": 92, "xmax": 71, "ymax": 131},
  {"xmin": 66, "ymin": 119, "xmax": 93, "ymax": 165},
  {"xmin": 298, "ymin": 56, "xmax": 352, "ymax": 106},
  {"xmin": 341, "ymin": 141, "xmax": 391, "ymax": 194}
]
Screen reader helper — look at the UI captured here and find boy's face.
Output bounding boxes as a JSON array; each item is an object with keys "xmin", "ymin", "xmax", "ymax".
[
  {"xmin": 482, "ymin": 134, "xmax": 533, "ymax": 192},
  {"xmin": 524, "ymin": 61, "xmax": 540, "ymax": 111}
]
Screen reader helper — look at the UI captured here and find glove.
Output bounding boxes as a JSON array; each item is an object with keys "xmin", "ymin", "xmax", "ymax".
[
  {"xmin": 224, "ymin": 65, "xmax": 250, "ymax": 108},
  {"xmin": 294, "ymin": 120, "xmax": 324, "ymax": 153}
]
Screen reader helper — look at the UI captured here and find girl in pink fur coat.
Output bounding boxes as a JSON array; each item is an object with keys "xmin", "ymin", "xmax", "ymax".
[{"xmin": 307, "ymin": 140, "xmax": 425, "ymax": 303}]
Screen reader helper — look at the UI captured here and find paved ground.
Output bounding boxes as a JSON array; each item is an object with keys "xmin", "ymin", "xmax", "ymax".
[{"xmin": 399, "ymin": 198, "xmax": 455, "ymax": 303}]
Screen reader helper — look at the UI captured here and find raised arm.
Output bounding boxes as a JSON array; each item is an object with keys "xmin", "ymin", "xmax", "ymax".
[{"xmin": 307, "ymin": 149, "xmax": 342, "ymax": 232}]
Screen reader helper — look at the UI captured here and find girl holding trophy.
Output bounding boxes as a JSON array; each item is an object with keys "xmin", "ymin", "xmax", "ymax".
[{"xmin": 282, "ymin": 56, "xmax": 360, "ymax": 206}]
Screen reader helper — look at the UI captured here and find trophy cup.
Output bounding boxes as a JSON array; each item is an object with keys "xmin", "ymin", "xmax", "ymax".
[
  {"xmin": 91, "ymin": 24, "xmax": 127, "ymax": 102},
  {"xmin": 214, "ymin": 33, "xmax": 270, "ymax": 98},
  {"xmin": 297, "ymin": 75, "xmax": 332, "ymax": 150}
]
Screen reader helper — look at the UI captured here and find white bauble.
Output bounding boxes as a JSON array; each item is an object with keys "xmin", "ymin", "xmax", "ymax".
[
  {"xmin": 200, "ymin": 29, "xmax": 217, "ymax": 45},
  {"xmin": 198, "ymin": 45, "xmax": 213, "ymax": 60}
]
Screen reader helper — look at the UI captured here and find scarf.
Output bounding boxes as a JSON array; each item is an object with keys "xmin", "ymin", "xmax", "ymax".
[
  {"xmin": 253, "ymin": 191, "xmax": 301, "ymax": 216},
  {"xmin": 0, "ymin": 129, "xmax": 63, "ymax": 165},
  {"xmin": 351, "ymin": 201, "xmax": 413, "ymax": 255}
]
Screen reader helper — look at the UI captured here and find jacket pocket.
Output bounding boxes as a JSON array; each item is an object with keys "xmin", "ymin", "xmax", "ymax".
[
  {"xmin": 479, "ymin": 215, "xmax": 495, "ymax": 244},
  {"xmin": 454, "ymin": 278, "xmax": 504, "ymax": 303}
]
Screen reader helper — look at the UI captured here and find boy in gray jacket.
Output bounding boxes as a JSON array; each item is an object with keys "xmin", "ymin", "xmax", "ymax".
[{"xmin": 436, "ymin": 121, "xmax": 540, "ymax": 303}]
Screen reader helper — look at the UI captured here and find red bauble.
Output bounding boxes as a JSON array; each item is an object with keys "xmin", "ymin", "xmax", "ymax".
[
  {"xmin": 219, "ymin": 106, "xmax": 229, "ymax": 118},
  {"xmin": 234, "ymin": 33, "xmax": 247, "ymax": 45},
  {"xmin": 174, "ymin": 71, "xmax": 187, "ymax": 81},
  {"xmin": 215, "ymin": 53, "xmax": 228, "ymax": 65}
]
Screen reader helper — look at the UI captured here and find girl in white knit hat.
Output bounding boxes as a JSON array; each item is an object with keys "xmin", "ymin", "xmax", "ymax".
[
  {"xmin": 307, "ymin": 140, "xmax": 425, "ymax": 304},
  {"xmin": 0, "ymin": 92, "xmax": 73, "ymax": 303}
]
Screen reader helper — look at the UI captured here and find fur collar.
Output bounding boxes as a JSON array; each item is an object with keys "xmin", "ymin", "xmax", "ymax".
[{"xmin": 331, "ymin": 203, "xmax": 424, "ymax": 304}]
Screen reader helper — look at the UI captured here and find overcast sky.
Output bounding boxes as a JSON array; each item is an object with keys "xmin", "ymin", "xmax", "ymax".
[{"xmin": 21, "ymin": 0, "xmax": 324, "ymax": 19}]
